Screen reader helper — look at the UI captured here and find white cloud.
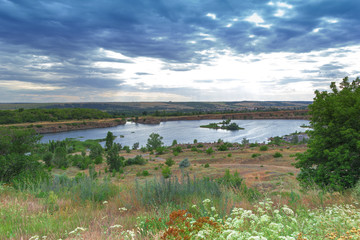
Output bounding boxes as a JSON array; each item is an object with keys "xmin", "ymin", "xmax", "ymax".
[
  {"xmin": 245, "ymin": 13, "xmax": 272, "ymax": 28},
  {"xmin": 206, "ymin": 13, "xmax": 216, "ymax": 20},
  {"xmin": 274, "ymin": 9, "xmax": 285, "ymax": 17}
]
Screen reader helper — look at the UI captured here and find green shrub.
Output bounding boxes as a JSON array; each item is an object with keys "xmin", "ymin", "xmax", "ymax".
[
  {"xmin": 204, "ymin": 163, "xmax": 210, "ymax": 168},
  {"xmin": 162, "ymin": 166, "xmax": 172, "ymax": 178},
  {"xmin": 94, "ymin": 156, "xmax": 103, "ymax": 164},
  {"xmin": 249, "ymin": 143, "xmax": 259, "ymax": 147},
  {"xmin": 137, "ymin": 170, "xmax": 150, "ymax": 177},
  {"xmin": 273, "ymin": 152, "xmax": 283, "ymax": 158},
  {"xmin": 165, "ymin": 157, "xmax": 175, "ymax": 167},
  {"xmin": 140, "ymin": 147, "xmax": 147, "ymax": 153},
  {"xmin": 172, "ymin": 140, "xmax": 178, "ymax": 146},
  {"xmin": 259, "ymin": 145, "xmax": 268, "ymax": 151},
  {"xmin": 125, "ymin": 155, "xmax": 146, "ymax": 166},
  {"xmin": 89, "ymin": 143, "xmax": 103, "ymax": 159},
  {"xmin": 123, "ymin": 146, "xmax": 131, "ymax": 153},
  {"xmin": 251, "ymin": 153, "xmax": 261, "ymax": 158},
  {"xmin": 43, "ymin": 152, "xmax": 53, "ymax": 167},
  {"xmin": 217, "ymin": 169, "xmax": 243, "ymax": 189},
  {"xmin": 206, "ymin": 147, "xmax": 214, "ymax": 155},
  {"xmin": 197, "ymin": 143, "xmax": 204, "ymax": 148},
  {"xmin": 179, "ymin": 158, "xmax": 190, "ymax": 168},
  {"xmin": 217, "ymin": 144, "xmax": 228, "ymax": 151}
]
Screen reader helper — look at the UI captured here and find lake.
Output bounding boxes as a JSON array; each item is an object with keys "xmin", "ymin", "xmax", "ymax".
[{"xmin": 40, "ymin": 119, "xmax": 309, "ymax": 147}]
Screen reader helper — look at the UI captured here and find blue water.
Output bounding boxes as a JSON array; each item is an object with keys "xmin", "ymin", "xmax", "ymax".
[{"xmin": 41, "ymin": 119, "xmax": 309, "ymax": 147}]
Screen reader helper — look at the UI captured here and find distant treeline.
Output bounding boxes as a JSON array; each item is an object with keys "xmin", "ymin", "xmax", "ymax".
[{"xmin": 0, "ymin": 108, "xmax": 112, "ymax": 124}]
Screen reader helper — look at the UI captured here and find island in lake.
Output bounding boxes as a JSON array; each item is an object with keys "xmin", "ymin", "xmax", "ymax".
[{"xmin": 200, "ymin": 119, "xmax": 244, "ymax": 130}]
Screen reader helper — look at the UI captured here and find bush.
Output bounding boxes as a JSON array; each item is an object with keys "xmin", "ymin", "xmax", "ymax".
[
  {"xmin": 43, "ymin": 152, "xmax": 53, "ymax": 167},
  {"xmin": 179, "ymin": 158, "xmax": 190, "ymax": 168},
  {"xmin": 259, "ymin": 145, "xmax": 268, "ymax": 151},
  {"xmin": 140, "ymin": 147, "xmax": 147, "ymax": 153},
  {"xmin": 206, "ymin": 147, "xmax": 214, "ymax": 155},
  {"xmin": 94, "ymin": 156, "xmax": 103, "ymax": 164},
  {"xmin": 204, "ymin": 163, "xmax": 210, "ymax": 168},
  {"xmin": 174, "ymin": 145, "xmax": 183, "ymax": 152},
  {"xmin": 217, "ymin": 144, "xmax": 228, "ymax": 151},
  {"xmin": 251, "ymin": 153, "xmax": 261, "ymax": 158},
  {"xmin": 123, "ymin": 146, "xmax": 131, "ymax": 153},
  {"xmin": 273, "ymin": 152, "xmax": 283, "ymax": 158},
  {"xmin": 162, "ymin": 166, "xmax": 172, "ymax": 178},
  {"xmin": 125, "ymin": 155, "xmax": 147, "ymax": 166},
  {"xmin": 197, "ymin": 143, "xmax": 204, "ymax": 148},
  {"xmin": 89, "ymin": 143, "xmax": 103, "ymax": 159},
  {"xmin": 172, "ymin": 140, "xmax": 178, "ymax": 146},
  {"xmin": 53, "ymin": 147, "xmax": 68, "ymax": 168},
  {"xmin": 165, "ymin": 157, "xmax": 175, "ymax": 167},
  {"xmin": 249, "ymin": 143, "xmax": 259, "ymax": 147},
  {"xmin": 137, "ymin": 170, "xmax": 150, "ymax": 177},
  {"xmin": 217, "ymin": 169, "xmax": 243, "ymax": 188},
  {"xmin": 132, "ymin": 142, "xmax": 139, "ymax": 150}
]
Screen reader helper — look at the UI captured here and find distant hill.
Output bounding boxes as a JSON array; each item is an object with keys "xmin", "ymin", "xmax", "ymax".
[{"xmin": 0, "ymin": 101, "xmax": 311, "ymax": 114}]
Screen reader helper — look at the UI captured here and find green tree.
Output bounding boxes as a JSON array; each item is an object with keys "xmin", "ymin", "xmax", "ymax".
[
  {"xmin": 106, "ymin": 145, "xmax": 124, "ymax": 172},
  {"xmin": 296, "ymin": 77, "xmax": 360, "ymax": 190},
  {"xmin": 105, "ymin": 131, "xmax": 115, "ymax": 151},
  {"xmin": 89, "ymin": 143, "xmax": 103, "ymax": 159},
  {"xmin": 146, "ymin": 133, "xmax": 163, "ymax": 150}
]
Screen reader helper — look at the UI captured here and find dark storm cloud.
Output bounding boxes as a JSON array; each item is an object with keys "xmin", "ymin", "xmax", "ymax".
[
  {"xmin": 1, "ymin": 0, "xmax": 359, "ymax": 63},
  {"xmin": 1, "ymin": 0, "xmax": 360, "ymax": 102}
]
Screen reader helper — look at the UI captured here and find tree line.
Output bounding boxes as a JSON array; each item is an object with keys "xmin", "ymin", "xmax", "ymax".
[{"xmin": 0, "ymin": 108, "xmax": 112, "ymax": 124}]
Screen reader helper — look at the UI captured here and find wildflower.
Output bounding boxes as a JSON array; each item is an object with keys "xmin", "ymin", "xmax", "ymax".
[
  {"xmin": 109, "ymin": 224, "xmax": 123, "ymax": 229},
  {"xmin": 29, "ymin": 236, "xmax": 40, "ymax": 240},
  {"xmin": 68, "ymin": 227, "xmax": 87, "ymax": 235},
  {"xmin": 282, "ymin": 206, "xmax": 294, "ymax": 216},
  {"xmin": 102, "ymin": 201, "xmax": 108, "ymax": 204},
  {"xmin": 211, "ymin": 207, "xmax": 216, "ymax": 212},
  {"xmin": 119, "ymin": 207, "xmax": 127, "ymax": 212}
]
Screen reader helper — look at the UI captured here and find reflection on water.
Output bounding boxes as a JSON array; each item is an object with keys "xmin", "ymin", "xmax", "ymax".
[{"xmin": 41, "ymin": 119, "xmax": 309, "ymax": 147}]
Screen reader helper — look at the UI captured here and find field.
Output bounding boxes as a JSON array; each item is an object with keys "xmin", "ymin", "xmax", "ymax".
[{"xmin": 2, "ymin": 140, "xmax": 360, "ymax": 240}]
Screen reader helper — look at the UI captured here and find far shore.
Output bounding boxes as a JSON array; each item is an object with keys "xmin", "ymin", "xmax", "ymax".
[{"xmin": 1, "ymin": 109, "xmax": 309, "ymax": 134}]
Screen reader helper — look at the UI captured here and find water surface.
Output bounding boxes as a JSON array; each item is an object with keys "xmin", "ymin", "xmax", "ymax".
[{"xmin": 41, "ymin": 119, "xmax": 309, "ymax": 147}]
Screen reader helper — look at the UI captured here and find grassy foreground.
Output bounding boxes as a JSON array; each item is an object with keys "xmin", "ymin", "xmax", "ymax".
[{"xmin": 1, "ymin": 142, "xmax": 360, "ymax": 239}]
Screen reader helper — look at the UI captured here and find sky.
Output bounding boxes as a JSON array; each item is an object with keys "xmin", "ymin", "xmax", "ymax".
[{"xmin": 0, "ymin": 0, "xmax": 359, "ymax": 103}]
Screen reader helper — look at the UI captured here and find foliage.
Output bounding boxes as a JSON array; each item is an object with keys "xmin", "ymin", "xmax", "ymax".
[
  {"xmin": 53, "ymin": 147, "xmax": 68, "ymax": 168},
  {"xmin": 161, "ymin": 166, "xmax": 172, "ymax": 179},
  {"xmin": 252, "ymin": 153, "xmax": 261, "ymax": 158},
  {"xmin": 106, "ymin": 145, "xmax": 124, "ymax": 172},
  {"xmin": 0, "ymin": 128, "xmax": 42, "ymax": 155},
  {"xmin": 296, "ymin": 77, "xmax": 360, "ymax": 190},
  {"xmin": 172, "ymin": 140, "xmax": 178, "ymax": 146},
  {"xmin": 132, "ymin": 142, "xmax": 139, "ymax": 150},
  {"xmin": 273, "ymin": 152, "xmax": 283, "ymax": 158},
  {"xmin": 158, "ymin": 198, "xmax": 360, "ymax": 240},
  {"xmin": 135, "ymin": 175, "xmax": 221, "ymax": 207},
  {"xmin": 146, "ymin": 133, "xmax": 163, "ymax": 150},
  {"xmin": 0, "ymin": 108, "xmax": 111, "ymax": 124},
  {"xmin": 43, "ymin": 152, "xmax": 53, "ymax": 167},
  {"xmin": 125, "ymin": 155, "xmax": 147, "ymax": 166},
  {"xmin": 179, "ymin": 158, "xmax": 190, "ymax": 168},
  {"xmin": 205, "ymin": 147, "xmax": 214, "ymax": 155},
  {"xmin": 0, "ymin": 154, "xmax": 49, "ymax": 183},
  {"xmin": 217, "ymin": 169, "xmax": 243, "ymax": 189},
  {"xmin": 259, "ymin": 145, "xmax": 268, "ymax": 151},
  {"xmin": 217, "ymin": 144, "xmax": 228, "ymax": 151},
  {"xmin": 204, "ymin": 163, "xmax": 210, "ymax": 168},
  {"xmin": 105, "ymin": 131, "xmax": 115, "ymax": 151},
  {"xmin": 165, "ymin": 157, "xmax": 175, "ymax": 167},
  {"xmin": 137, "ymin": 170, "xmax": 150, "ymax": 177},
  {"xmin": 89, "ymin": 143, "xmax": 103, "ymax": 159}
]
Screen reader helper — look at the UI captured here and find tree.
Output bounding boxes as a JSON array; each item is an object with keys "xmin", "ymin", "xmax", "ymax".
[
  {"xmin": 146, "ymin": 133, "xmax": 163, "ymax": 150},
  {"xmin": 105, "ymin": 131, "xmax": 115, "ymax": 151},
  {"xmin": 106, "ymin": 145, "xmax": 124, "ymax": 172},
  {"xmin": 295, "ymin": 77, "xmax": 360, "ymax": 190}
]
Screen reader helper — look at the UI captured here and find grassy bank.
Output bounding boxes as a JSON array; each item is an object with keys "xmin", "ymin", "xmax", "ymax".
[{"xmin": 1, "ymin": 138, "xmax": 360, "ymax": 239}]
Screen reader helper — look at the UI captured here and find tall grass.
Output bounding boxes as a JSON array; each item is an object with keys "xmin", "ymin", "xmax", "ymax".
[{"xmin": 14, "ymin": 174, "xmax": 117, "ymax": 203}]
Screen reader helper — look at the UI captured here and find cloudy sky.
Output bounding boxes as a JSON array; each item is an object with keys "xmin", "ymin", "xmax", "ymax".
[{"xmin": 0, "ymin": 0, "xmax": 359, "ymax": 102}]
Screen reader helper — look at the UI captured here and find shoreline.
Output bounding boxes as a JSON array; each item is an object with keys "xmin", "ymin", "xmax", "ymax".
[{"xmin": 2, "ymin": 109, "xmax": 309, "ymax": 134}]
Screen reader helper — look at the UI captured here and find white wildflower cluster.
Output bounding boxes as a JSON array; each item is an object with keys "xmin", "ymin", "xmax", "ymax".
[
  {"xmin": 169, "ymin": 199, "xmax": 360, "ymax": 239},
  {"xmin": 120, "ymin": 229, "xmax": 136, "ymax": 239},
  {"xmin": 68, "ymin": 227, "xmax": 87, "ymax": 235},
  {"xmin": 119, "ymin": 207, "xmax": 127, "ymax": 212}
]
